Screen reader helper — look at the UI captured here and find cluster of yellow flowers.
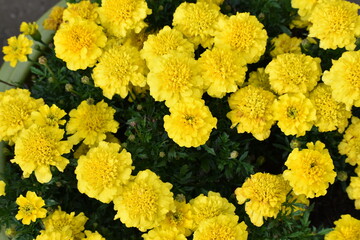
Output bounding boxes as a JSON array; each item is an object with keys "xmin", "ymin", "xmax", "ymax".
[{"xmin": 1, "ymin": 0, "xmax": 360, "ymax": 239}]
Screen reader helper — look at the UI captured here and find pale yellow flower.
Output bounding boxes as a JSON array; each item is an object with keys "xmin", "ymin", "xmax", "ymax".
[
  {"xmin": 325, "ymin": 214, "xmax": 360, "ymax": 240},
  {"xmin": 15, "ymin": 191, "xmax": 47, "ymax": 225},
  {"xmin": 2, "ymin": 34, "xmax": 33, "ymax": 67}
]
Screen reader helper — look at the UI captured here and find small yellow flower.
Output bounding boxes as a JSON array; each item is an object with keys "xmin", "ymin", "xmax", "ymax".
[
  {"xmin": 2, "ymin": 34, "xmax": 33, "ymax": 67},
  {"xmin": 214, "ymin": 12, "xmax": 267, "ymax": 64},
  {"xmin": 75, "ymin": 141, "xmax": 133, "ymax": 203},
  {"xmin": 283, "ymin": 141, "xmax": 336, "ymax": 198},
  {"xmin": 63, "ymin": 0, "xmax": 99, "ymax": 22},
  {"xmin": 325, "ymin": 214, "xmax": 360, "ymax": 240},
  {"xmin": 273, "ymin": 93, "xmax": 316, "ymax": 136},
  {"xmin": 113, "ymin": 169, "xmax": 175, "ymax": 232},
  {"xmin": 98, "ymin": 0, "xmax": 151, "ymax": 38},
  {"xmin": 82, "ymin": 230, "xmax": 106, "ymax": 240},
  {"xmin": 308, "ymin": 0, "xmax": 360, "ymax": 50},
  {"xmin": 227, "ymin": 85, "xmax": 276, "ymax": 141},
  {"xmin": 43, "ymin": 6, "xmax": 64, "ymax": 31},
  {"xmin": 173, "ymin": 2, "xmax": 224, "ymax": 48},
  {"xmin": 30, "ymin": 104, "xmax": 66, "ymax": 127},
  {"xmin": 164, "ymin": 98, "xmax": 217, "ymax": 148},
  {"xmin": 0, "ymin": 180, "xmax": 6, "ymax": 196},
  {"xmin": 54, "ymin": 18, "xmax": 107, "ymax": 70},
  {"xmin": 270, "ymin": 33, "xmax": 302, "ymax": 57},
  {"xmin": 247, "ymin": 68, "xmax": 271, "ymax": 91},
  {"xmin": 346, "ymin": 174, "xmax": 360, "ymax": 210},
  {"xmin": 193, "ymin": 214, "xmax": 248, "ymax": 240},
  {"xmin": 190, "ymin": 191, "xmax": 236, "ymax": 230},
  {"xmin": 265, "ymin": 53, "xmax": 321, "ymax": 95},
  {"xmin": 235, "ymin": 173, "xmax": 291, "ymax": 226},
  {"xmin": 34, "ymin": 230, "xmax": 73, "ymax": 240},
  {"xmin": 338, "ymin": 117, "xmax": 360, "ymax": 166},
  {"xmin": 15, "ymin": 191, "xmax": 47, "ymax": 225},
  {"xmin": 20, "ymin": 22, "xmax": 38, "ymax": 35},
  {"xmin": 322, "ymin": 50, "xmax": 360, "ymax": 110},
  {"xmin": 66, "ymin": 100, "xmax": 119, "ymax": 146}
]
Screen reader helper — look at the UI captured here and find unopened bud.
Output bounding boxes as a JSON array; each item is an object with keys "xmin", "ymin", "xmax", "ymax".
[
  {"xmin": 65, "ymin": 83, "xmax": 73, "ymax": 92},
  {"xmin": 290, "ymin": 139, "xmax": 301, "ymax": 149},
  {"xmin": 86, "ymin": 98, "xmax": 95, "ymax": 105},
  {"xmin": 5, "ymin": 227, "xmax": 16, "ymax": 238},
  {"xmin": 81, "ymin": 76, "xmax": 90, "ymax": 84},
  {"xmin": 230, "ymin": 150, "xmax": 239, "ymax": 159},
  {"xmin": 159, "ymin": 152, "xmax": 165, "ymax": 158},
  {"xmin": 38, "ymin": 56, "xmax": 47, "ymax": 65},
  {"xmin": 337, "ymin": 171, "xmax": 348, "ymax": 182},
  {"xmin": 128, "ymin": 134, "xmax": 136, "ymax": 141},
  {"xmin": 137, "ymin": 104, "xmax": 143, "ymax": 111},
  {"xmin": 256, "ymin": 156, "xmax": 265, "ymax": 165},
  {"xmin": 175, "ymin": 194, "xmax": 186, "ymax": 202},
  {"xmin": 48, "ymin": 77, "xmax": 55, "ymax": 83},
  {"xmin": 258, "ymin": 13, "xmax": 265, "ymax": 21}
]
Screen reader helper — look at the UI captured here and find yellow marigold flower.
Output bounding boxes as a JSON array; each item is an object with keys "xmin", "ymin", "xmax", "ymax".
[
  {"xmin": 265, "ymin": 53, "xmax": 321, "ymax": 95},
  {"xmin": 322, "ymin": 51, "xmax": 360, "ymax": 110},
  {"xmin": 273, "ymin": 93, "xmax": 316, "ymax": 136},
  {"xmin": 198, "ymin": 47, "xmax": 247, "ymax": 98},
  {"xmin": 346, "ymin": 175, "xmax": 360, "ymax": 210},
  {"xmin": 82, "ymin": 230, "xmax": 106, "ymax": 240},
  {"xmin": 283, "ymin": 141, "xmax": 336, "ymax": 198},
  {"xmin": 63, "ymin": 0, "xmax": 99, "ymax": 22},
  {"xmin": 247, "ymin": 68, "xmax": 271, "ymax": 91},
  {"xmin": 11, "ymin": 125, "xmax": 72, "ymax": 183},
  {"xmin": 163, "ymin": 98, "xmax": 217, "ymax": 148},
  {"xmin": 160, "ymin": 199, "xmax": 193, "ymax": 236},
  {"xmin": 309, "ymin": 83, "xmax": 351, "ymax": 133},
  {"xmin": 0, "ymin": 180, "xmax": 5, "ymax": 196},
  {"xmin": 98, "ymin": 0, "xmax": 151, "ymax": 38},
  {"xmin": 291, "ymin": 0, "xmax": 325, "ymax": 21},
  {"xmin": 235, "ymin": 173, "xmax": 291, "ymax": 227},
  {"xmin": 43, "ymin": 6, "xmax": 64, "ymax": 31},
  {"xmin": 308, "ymin": 0, "xmax": 360, "ymax": 50},
  {"xmin": 30, "ymin": 104, "xmax": 66, "ymax": 127},
  {"xmin": 20, "ymin": 22, "xmax": 38, "ymax": 35},
  {"xmin": 34, "ymin": 230, "xmax": 73, "ymax": 240},
  {"xmin": 142, "ymin": 227, "xmax": 187, "ymax": 240},
  {"xmin": 190, "ymin": 191, "xmax": 236, "ymax": 230},
  {"xmin": 66, "ymin": 100, "xmax": 119, "ymax": 146},
  {"xmin": 339, "ymin": 117, "xmax": 360, "ymax": 166},
  {"xmin": 2, "ymin": 34, "xmax": 33, "ymax": 67},
  {"xmin": 43, "ymin": 208, "xmax": 88, "ymax": 239},
  {"xmin": 214, "ymin": 12, "xmax": 267, "ymax": 64},
  {"xmin": 75, "ymin": 141, "xmax": 133, "ymax": 203},
  {"xmin": 54, "ymin": 18, "xmax": 107, "ymax": 71},
  {"xmin": 197, "ymin": 0, "xmax": 225, "ymax": 5},
  {"xmin": 227, "ymin": 85, "xmax": 276, "ymax": 141},
  {"xmin": 147, "ymin": 53, "xmax": 203, "ymax": 107},
  {"xmin": 270, "ymin": 33, "xmax": 302, "ymax": 57},
  {"xmin": 0, "ymin": 88, "xmax": 44, "ymax": 143},
  {"xmin": 140, "ymin": 26, "xmax": 194, "ymax": 68},
  {"xmin": 289, "ymin": 15, "xmax": 310, "ymax": 29},
  {"xmin": 193, "ymin": 215, "xmax": 248, "ymax": 240},
  {"xmin": 325, "ymin": 214, "xmax": 360, "ymax": 240},
  {"xmin": 15, "ymin": 191, "xmax": 47, "ymax": 225},
  {"xmin": 92, "ymin": 43, "xmax": 147, "ymax": 99},
  {"xmin": 173, "ymin": 2, "xmax": 223, "ymax": 48},
  {"xmin": 114, "ymin": 170, "xmax": 175, "ymax": 232}
]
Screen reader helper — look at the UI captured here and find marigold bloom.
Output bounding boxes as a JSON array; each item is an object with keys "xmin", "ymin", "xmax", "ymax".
[
  {"xmin": 43, "ymin": 208, "xmax": 88, "ymax": 239},
  {"xmin": 322, "ymin": 51, "xmax": 360, "ymax": 110},
  {"xmin": 147, "ymin": 53, "xmax": 203, "ymax": 107},
  {"xmin": 283, "ymin": 141, "xmax": 336, "ymax": 198},
  {"xmin": 339, "ymin": 117, "xmax": 360, "ymax": 166},
  {"xmin": 34, "ymin": 230, "xmax": 73, "ymax": 240},
  {"xmin": 66, "ymin": 100, "xmax": 119, "ymax": 146},
  {"xmin": 164, "ymin": 98, "xmax": 217, "ymax": 148},
  {"xmin": 198, "ymin": 47, "xmax": 247, "ymax": 98},
  {"xmin": 99, "ymin": 0, "xmax": 151, "ymax": 38},
  {"xmin": 265, "ymin": 53, "xmax": 321, "ymax": 95},
  {"xmin": 63, "ymin": 0, "xmax": 99, "ymax": 22},
  {"xmin": 346, "ymin": 174, "xmax": 360, "ymax": 210},
  {"xmin": 308, "ymin": 0, "xmax": 360, "ymax": 50},
  {"xmin": 142, "ymin": 227, "xmax": 187, "ymax": 240},
  {"xmin": 309, "ymin": 83, "xmax": 351, "ymax": 133},
  {"xmin": 227, "ymin": 85, "xmax": 276, "ymax": 141},
  {"xmin": 11, "ymin": 125, "xmax": 71, "ymax": 183},
  {"xmin": 92, "ymin": 43, "xmax": 147, "ymax": 99},
  {"xmin": 291, "ymin": 0, "xmax": 324, "ymax": 21},
  {"xmin": 247, "ymin": 68, "xmax": 271, "ymax": 91},
  {"xmin": 0, "ymin": 88, "xmax": 44, "ymax": 143},
  {"xmin": 193, "ymin": 215, "xmax": 248, "ymax": 240},
  {"xmin": 190, "ymin": 191, "xmax": 236, "ymax": 230},
  {"xmin": 214, "ymin": 12, "xmax": 267, "ymax": 64},
  {"xmin": 20, "ymin": 22, "xmax": 38, "ymax": 35},
  {"xmin": 54, "ymin": 18, "xmax": 107, "ymax": 71},
  {"xmin": 43, "ymin": 6, "xmax": 64, "ymax": 30},
  {"xmin": 325, "ymin": 214, "xmax": 360, "ymax": 240},
  {"xmin": 114, "ymin": 170, "xmax": 175, "ymax": 232},
  {"xmin": 30, "ymin": 104, "xmax": 66, "ymax": 127},
  {"xmin": 140, "ymin": 26, "xmax": 194, "ymax": 68},
  {"xmin": 273, "ymin": 93, "xmax": 316, "ymax": 136},
  {"xmin": 82, "ymin": 230, "xmax": 106, "ymax": 240},
  {"xmin": 75, "ymin": 142, "xmax": 133, "ymax": 203},
  {"xmin": 2, "ymin": 34, "xmax": 33, "ymax": 67},
  {"xmin": 270, "ymin": 33, "xmax": 302, "ymax": 57},
  {"xmin": 0, "ymin": 181, "xmax": 5, "ymax": 196},
  {"xmin": 15, "ymin": 191, "xmax": 47, "ymax": 225},
  {"xmin": 173, "ymin": 2, "xmax": 223, "ymax": 48},
  {"xmin": 235, "ymin": 173, "xmax": 291, "ymax": 226}
]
